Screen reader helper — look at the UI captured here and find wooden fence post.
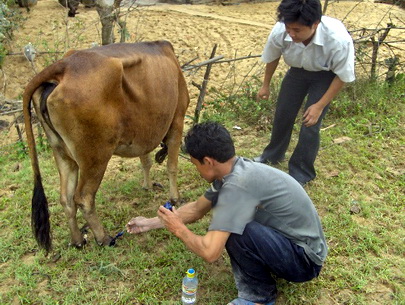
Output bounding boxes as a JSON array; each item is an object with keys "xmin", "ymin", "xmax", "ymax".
[
  {"xmin": 370, "ymin": 23, "xmax": 393, "ymax": 79},
  {"xmin": 193, "ymin": 44, "xmax": 217, "ymax": 124}
]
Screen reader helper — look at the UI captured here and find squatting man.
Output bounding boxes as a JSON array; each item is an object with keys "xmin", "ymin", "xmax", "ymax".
[{"xmin": 126, "ymin": 122, "xmax": 327, "ymax": 305}]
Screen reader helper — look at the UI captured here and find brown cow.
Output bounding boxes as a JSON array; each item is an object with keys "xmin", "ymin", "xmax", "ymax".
[{"xmin": 23, "ymin": 41, "xmax": 190, "ymax": 252}]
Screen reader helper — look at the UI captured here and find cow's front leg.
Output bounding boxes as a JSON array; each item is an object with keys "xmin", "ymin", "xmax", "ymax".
[
  {"xmin": 165, "ymin": 120, "xmax": 183, "ymax": 202},
  {"xmin": 139, "ymin": 154, "xmax": 153, "ymax": 190}
]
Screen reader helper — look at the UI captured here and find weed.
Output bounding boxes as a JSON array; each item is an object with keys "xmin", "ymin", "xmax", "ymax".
[{"xmin": 203, "ymin": 78, "xmax": 281, "ymax": 129}]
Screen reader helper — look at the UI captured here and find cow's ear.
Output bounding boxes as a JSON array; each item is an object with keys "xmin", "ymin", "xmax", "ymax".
[{"xmin": 63, "ymin": 49, "xmax": 77, "ymax": 58}]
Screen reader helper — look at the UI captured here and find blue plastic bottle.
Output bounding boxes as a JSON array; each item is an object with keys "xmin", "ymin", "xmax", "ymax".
[{"xmin": 181, "ymin": 268, "xmax": 198, "ymax": 304}]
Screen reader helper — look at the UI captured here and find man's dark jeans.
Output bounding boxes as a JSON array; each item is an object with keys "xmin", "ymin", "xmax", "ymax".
[
  {"xmin": 260, "ymin": 68, "xmax": 336, "ymax": 184},
  {"xmin": 225, "ymin": 221, "xmax": 322, "ymax": 303}
]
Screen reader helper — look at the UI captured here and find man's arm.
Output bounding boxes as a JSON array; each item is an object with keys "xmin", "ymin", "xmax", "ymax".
[
  {"xmin": 303, "ymin": 76, "xmax": 345, "ymax": 127},
  {"xmin": 127, "ymin": 195, "xmax": 228, "ymax": 262},
  {"xmin": 158, "ymin": 204, "xmax": 230, "ymax": 263},
  {"xmin": 126, "ymin": 195, "xmax": 212, "ymax": 234},
  {"xmin": 257, "ymin": 58, "xmax": 280, "ymax": 101}
]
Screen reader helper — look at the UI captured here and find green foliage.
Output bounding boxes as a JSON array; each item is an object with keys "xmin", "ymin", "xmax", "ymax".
[
  {"xmin": 0, "ymin": 0, "xmax": 23, "ymax": 66},
  {"xmin": 0, "ymin": 42, "xmax": 5, "ymax": 68},
  {"xmin": 0, "ymin": 0, "xmax": 27, "ymax": 69},
  {"xmin": 330, "ymin": 77, "xmax": 405, "ymax": 118},
  {"xmin": 0, "ymin": 1, "xmax": 17, "ymax": 41},
  {"xmin": 15, "ymin": 139, "xmax": 27, "ymax": 158},
  {"xmin": 35, "ymin": 125, "xmax": 51, "ymax": 152},
  {"xmin": 202, "ymin": 77, "xmax": 281, "ymax": 129}
]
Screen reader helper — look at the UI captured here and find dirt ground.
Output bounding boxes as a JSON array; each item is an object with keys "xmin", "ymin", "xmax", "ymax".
[{"xmin": 0, "ymin": 0, "xmax": 404, "ymax": 143}]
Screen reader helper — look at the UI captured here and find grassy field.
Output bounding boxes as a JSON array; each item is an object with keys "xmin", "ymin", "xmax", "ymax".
[{"xmin": 0, "ymin": 77, "xmax": 404, "ymax": 304}]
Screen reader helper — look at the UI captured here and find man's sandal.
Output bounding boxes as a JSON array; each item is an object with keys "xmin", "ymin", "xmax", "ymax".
[{"xmin": 227, "ymin": 297, "xmax": 275, "ymax": 305}]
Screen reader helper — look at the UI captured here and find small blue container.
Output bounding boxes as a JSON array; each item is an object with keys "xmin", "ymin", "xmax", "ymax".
[{"xmin": 163, "ymin": 201, "xmax": 173, "ymax": 211}]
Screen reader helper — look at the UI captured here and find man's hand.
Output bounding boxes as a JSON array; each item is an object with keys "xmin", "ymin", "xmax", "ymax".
[
  {"xmin": 257, "ymin": 86, "xmax": 270, "ymax": 101},
  {"xmin": 302, "ymin": 76, "xmax": 345, "ymax": 127},
  {"xmin": 158, "ymin": 206, "xmax": 230, "ymax": 263},
  {"xmin": 126, "ymin": 216, "xmax": 162, "ymax": 234},
  {"xmin": 157, "ymin": 206, "xmax": 186, "ymax": 236},
  {"xmin": 303, "ymin": 104, "xmax": 323, "ymax": 127}
]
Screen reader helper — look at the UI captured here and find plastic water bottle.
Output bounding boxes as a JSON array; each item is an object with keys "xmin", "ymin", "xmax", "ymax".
[{"xmin": 181, "ymin": 268, "xmax": 198, "ymax": 305}]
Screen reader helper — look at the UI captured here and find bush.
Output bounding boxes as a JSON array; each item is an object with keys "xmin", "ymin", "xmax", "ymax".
[
  {"xmin": 202, "ymin": 77, "xmax": 281, "ymax": 129},
  {"xmin": 0, "ymin": 0, "xmax": 23, "ymax": 68}
]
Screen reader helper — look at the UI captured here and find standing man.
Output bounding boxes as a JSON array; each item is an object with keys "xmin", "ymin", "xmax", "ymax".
[
  {"xmin": 254, "ymin": 0, "xmax": 355, "ymax": 185},
  {"xmin": 127, "ymin": 122, "xmax": 327, "ymax": 305}
]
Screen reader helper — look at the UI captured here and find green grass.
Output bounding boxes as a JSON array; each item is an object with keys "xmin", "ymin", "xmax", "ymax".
[{"xmin": 0, "ymin": 77, "xmax": 404, "ymax": 304}]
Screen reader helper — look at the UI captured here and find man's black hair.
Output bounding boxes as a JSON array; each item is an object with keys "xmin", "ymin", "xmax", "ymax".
[
  {"xmin": 277, "ymin": 0, "xmax": 322, "ymax": 26},
  {"xmin": 184, "ymin": 121, "xmax": 235, "ymax": 164}
]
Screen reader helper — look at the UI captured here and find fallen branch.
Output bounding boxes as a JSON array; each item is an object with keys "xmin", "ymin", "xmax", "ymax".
[
  {"xmin": 182, "ymin": 54, "xmax": 261, "ymax": 71},
  {"xmin": 321, "ymin": 124, "xmax": 336, "ymax": 131},
  {"xmin": 181, "ymin": 56, "xmax": 199, "ymax": 69},
  {"xmin": 1, "ymin": 109, "xmax": 23, "ymax": 115},
  {"xmin": 214, "ymin": 54, "xmax": 261, "ymax": 64},
  {"xmin": 182, "ymin": 55, "xmax": 224, "ymax": 71}
]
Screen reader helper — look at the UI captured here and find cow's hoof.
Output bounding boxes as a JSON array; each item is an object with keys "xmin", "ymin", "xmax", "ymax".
[
  {"xmin": 109, "ymin": 238, "xmax": 119, "ymax": 247},
  {"xmin": 69, "ymin": 238, "xmax": 87, "ymax": 249},
  {"xmin": 97, "ymin": 236, "xmax": 114, "ymax": 247},
  {"xmin": 152, "ymin": 182, "xmax": 164, "ymax": 189},
  {"xmin": 166, "ymin": 199, "xmax": 179, "ymax": 208}
]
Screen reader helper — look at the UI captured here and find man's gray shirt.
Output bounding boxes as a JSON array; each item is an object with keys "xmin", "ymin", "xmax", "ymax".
[{"xmin": 204, "ymin": 157, "xmax": 327, "ymax": 266}]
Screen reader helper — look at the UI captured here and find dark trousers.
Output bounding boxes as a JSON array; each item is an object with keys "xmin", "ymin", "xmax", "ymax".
[
  {"xmin": 225, "ymin": 221, "xmax": 322, "ymax": 303},
  {"xmin": 260, "ymin": 68, "xmax": 336, "ymax": 183}
]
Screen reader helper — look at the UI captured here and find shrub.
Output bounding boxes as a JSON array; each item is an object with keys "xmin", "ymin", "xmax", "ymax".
[{"xmin": 0, "ymin": 0, "xmax": 23, "ymax": 68}]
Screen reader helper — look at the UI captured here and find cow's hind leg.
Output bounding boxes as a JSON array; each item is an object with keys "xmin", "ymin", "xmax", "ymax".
[
  {"xmin": 53, "ymin": 150, "xmax": 85, "ymax": 248},
  {"xmin": 74, "ymin": 160, "xmax": 112, "ymax": 246}
]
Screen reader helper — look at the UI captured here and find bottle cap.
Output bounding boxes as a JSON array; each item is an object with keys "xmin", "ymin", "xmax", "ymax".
[{"xmin": 186, "ymin": 268, "xmax": 195, "ymax": 278}]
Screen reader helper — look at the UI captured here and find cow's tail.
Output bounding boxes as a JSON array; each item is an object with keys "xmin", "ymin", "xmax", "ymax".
[{"xmin": 22, "ymin": 62, "xmax": 65, "ymax": 253}]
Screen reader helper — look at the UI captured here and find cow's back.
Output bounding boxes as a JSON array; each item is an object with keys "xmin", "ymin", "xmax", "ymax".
[{"xmin": 44, "ymin": 41, "xmax": 189, "ymax": 158}]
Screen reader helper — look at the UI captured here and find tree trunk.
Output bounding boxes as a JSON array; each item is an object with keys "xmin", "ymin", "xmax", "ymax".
[{"xmin": 96, "ymin": 4, "xmax": 115, "ymax": 45}]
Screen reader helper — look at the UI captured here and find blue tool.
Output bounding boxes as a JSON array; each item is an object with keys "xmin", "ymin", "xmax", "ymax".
[
  {"xmin": 110, "ymin": 201, "xmax": 173, "ymax": 246},
  {"xmin": 109, "ymin": 230, "xmax": 125, "ymax": 246},
  {"xmin": 163, "ymin": 201, "xmax": 173, "ymax": 211}
]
